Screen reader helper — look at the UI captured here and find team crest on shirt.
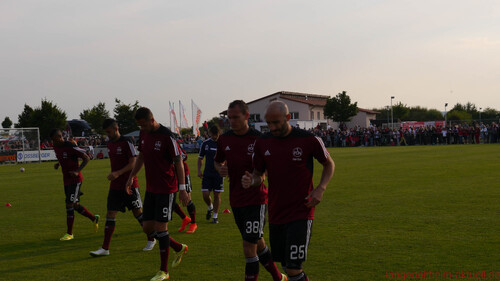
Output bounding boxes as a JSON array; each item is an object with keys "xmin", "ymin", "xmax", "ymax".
[
  {"xmin": 264, "ymin": 150, "xmax": 271, "ymax": 156},
  {"xmin": 225, "ymin": 146, "xmax": 230, "ymax": 151},
  {"xmin": 247, "ymin": 144, "xmax": 254, "ymax": 155},
  {"xmin": 292, "ymin": 147, "xmax": 302, "ymax": 161},
  {"xmin": 116, "ymin": 146, "xmax": 122, "ymax": 155},
  {"xmin": 154, "ymin": 141, "xmax": 162, "ymax": 151}
]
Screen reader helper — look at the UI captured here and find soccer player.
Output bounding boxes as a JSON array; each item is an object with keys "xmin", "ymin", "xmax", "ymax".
[
  {"xmin": 172, "ymin": 144, "xmax": 197, "ymax": 234},
  {"xmin": 242, "ymin": 101, "xmax": 335, "ymax": 281},
  {"xmin": 215, "ymin": 100, "xmax": 287, "ymax": 281},
  {"xmin": 198, "ymin": 125, "xmax": 223, "ymax": 224},
  {"xmin": 126, "ymin": 107, "xmax": 189, "ymax": 281},
  {"xmin": 50, "ymin": 129, "xmax": 99, "ymax": 241},
  {"xmin": 89, "ymin": 119, "xmax": 155, "ymax": 257}
]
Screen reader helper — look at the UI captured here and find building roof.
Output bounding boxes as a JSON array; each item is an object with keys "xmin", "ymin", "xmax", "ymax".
[
  {"xmin": 246, "ymin": 91, "xmax": 330, "ymax": 105},
  {"xmin": 358, "ymin": 108, "xmax": 380, "ymax": 114},
  {"xmin": 280, "ymin": 96, "xmax": 327, "ymax": 106}
]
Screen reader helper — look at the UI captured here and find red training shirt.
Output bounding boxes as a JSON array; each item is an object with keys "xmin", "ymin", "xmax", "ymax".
[
  {"xmin": 215, "ymin": 128, "xmax": 267, "ymax": 208},
  {"xmin": 107, "ymin": 136, "xmax": 139, "ymax": 190},
  {"xmin": 53, "ymin": 141, "xmax": 87, "ymax": 186},
  {"xmin": 253, "ymin": 127, "xmax": 330, "ymax": 224},
  {"xmin": 138, "ymin": 125, "xmax": 181, "ymax": 194}
]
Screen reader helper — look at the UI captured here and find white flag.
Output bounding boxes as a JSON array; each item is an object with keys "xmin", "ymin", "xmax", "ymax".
[
  {"xmin": 169, "ymin": 102, "xmax": 181, "ymax": 135},
  {"xmin": 192, "ymin": 100, "xmax": 202, "ymax": 137},
  {"xmin": 179, "ymin": 101, "xmax": 189, "ymax": 129}
]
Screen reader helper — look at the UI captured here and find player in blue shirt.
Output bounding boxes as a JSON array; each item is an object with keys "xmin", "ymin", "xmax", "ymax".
[{"xmin": 198, "ymin": 125, "xmax": 223, "ymax": 224}]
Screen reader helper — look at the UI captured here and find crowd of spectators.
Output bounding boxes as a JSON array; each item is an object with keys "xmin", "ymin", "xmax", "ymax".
[{"xmin": 310, "ymin": 122, "xmax": 500, "ymax": 147}]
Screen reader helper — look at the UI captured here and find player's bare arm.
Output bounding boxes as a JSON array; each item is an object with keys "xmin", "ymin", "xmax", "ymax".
[
  {"xmin": 241, "ymin": 169, "xmax": 265, "ymax": 189},
  {"xmin": 71, "ymin": 153, "xmax": 90, "ymax": 177},
  {"xmin": 174, "ymin": 155, "xmax": 189, "ymax": 206},
  {"xmin": 108, "ymin": 156, "xmax": 136, "ymax": 181},
  {"xmin": 197, "ymin": 158, "xmax": 203, "ymax": 178},
  {"xmin": 305, "ymin": 156, "xmax": 335, "ymax": 208},
  {"xmin": 214, "ymin": 161, "xmax": 228, "ymax": 177},
  {"xmin": 126, "ymin": 152, "xmax": 144, "ymax": 195}
]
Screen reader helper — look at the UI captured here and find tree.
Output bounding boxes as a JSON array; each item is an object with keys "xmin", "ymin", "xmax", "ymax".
[
  {"xmin": 391, "ymin": 102, "xmax": 410, "ymax": 121},
  {"xmin": 323, "ymin": 91, "xmax": 358, "ymax": 126},
  {"xmin": 481, "ymin": 107, "xmax": 500, "ymax": 121},
  {"xmin": 2, "ymin": 117, "xmax": 13, "ymax": 128},
  {"xmin": 16, "ymin": 104, "xmax": 34, "ymax": 128},
  {"xmin": 15, "ymin": 99, "xmax": 67, "ymax": 139},
  {"xmin": 447, "ymin": 110, "xmax": 472, "ymax": 122},
  {"xmin": 113, "ymin": 99, "xmax": 140, "ymax": 135},
  {"xmin": 80, "ymin": 102, "xmax": 110, "ymax": 135},
  {"xmin": 451, "ymin": 102, "xmax": 478, "ymax": 114}
]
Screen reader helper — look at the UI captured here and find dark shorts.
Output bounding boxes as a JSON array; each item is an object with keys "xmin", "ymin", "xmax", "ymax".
[
  {"xmin": 269, "ymin": 219, "xmax": 313, "ymax": 269},
  {"xmin": 232, "ymin": 204, "xmax": 266, "ymax": 244},
  {"xmin": 64, "ymin": 183, "xmax": 83, "ymax": 204},
  {"xmin": 201, "ymin": 175, "xmax": 224, "ymax": 192},
  {"xmin": 107, "ymin": 188, "xmax": 143, "ymax": 212},
  {"xmin": 142, "ymin": 192, "xmax": 175, "ymax": 222}
]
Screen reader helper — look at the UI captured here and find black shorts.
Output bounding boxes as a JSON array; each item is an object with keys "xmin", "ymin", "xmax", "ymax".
[
  {"xmin": 64, "ymin": 183, "xmax": 83, "ymax": 204},
  {"xmin": 201, "ymin": 175, "xmax": 224, "ymax": 192},
  {"xmin": 232, "ymin": 204, "xmax": 266, "ymax": 244},
  {"xmin": 269, "ymin": 219, "xmax": 313, "ymax": 269},
  {"xmin": 142, "ymin": 192, "xmax": 175, "ymax": 222},
  {"xmin": 107, "ymin": 188, "xmax": 143, "ymax": 212}
]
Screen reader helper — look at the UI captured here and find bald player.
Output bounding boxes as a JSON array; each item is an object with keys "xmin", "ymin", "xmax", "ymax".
[{"xmin": 242, "ymin": 101, "xmax": 335, "ymax": 281}]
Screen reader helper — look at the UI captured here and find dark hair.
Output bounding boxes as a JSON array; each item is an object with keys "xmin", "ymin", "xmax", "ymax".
[
  {"xmin": 102, "ymin": 118, "xmax": 118, "ymax": 130},
  {"xmin": 135, "ymin": 107, "xmax": 153, "ymax": 121},
  {"xmin": 209, "ymin": 125, "xmax": 221, "ymax": 136},
  {"xmin": 49, "ymin": 128, "xmax": 61, "ymax": 138},
  {"xmin": 228, "ymin": 100, "xmax": 248, "ymax": 115}
]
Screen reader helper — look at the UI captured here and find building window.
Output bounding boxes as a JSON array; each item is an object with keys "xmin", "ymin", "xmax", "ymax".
[
  {"xmin": 311, "ymin": 111, "xmax": 314, "ymax": 120},
  {"xmin": 249, "ymin": 114, "xmax": 261, "ymax": 122},
  {"xmin": 290, "ymin": 112, "xmax": 299, "ymax": 120},
  {"xmin": 317, "ymin": 112, "xmax": 320, "ymax": 120}
]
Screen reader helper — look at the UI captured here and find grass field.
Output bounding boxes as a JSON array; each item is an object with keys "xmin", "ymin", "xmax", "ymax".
[{"xmin": 1, "ymin": 144, "xmax": 499, "ymax": 281}]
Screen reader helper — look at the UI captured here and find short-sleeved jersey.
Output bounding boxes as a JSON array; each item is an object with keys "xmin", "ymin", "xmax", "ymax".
[
  {"xmin": 53, "ymin": 141, "xmax": 87, "ymax": 186},
  {"xmin": 214, "ymin": 128, "xmax": 267, "ymax": 208},
  {"xmin": 107, "ymin": 136, "xmax": 139, "ymax": 190},
  {"xmin": 138, "ymin": 125, "xmax": 181, "ymax": 194},
  {"xmin": 253, "ymin": 127, "xmax": 330, "ymax": 224},
  {"xmin": 198, "ymin": 138, "xmax": 220, "ymax": 178}
]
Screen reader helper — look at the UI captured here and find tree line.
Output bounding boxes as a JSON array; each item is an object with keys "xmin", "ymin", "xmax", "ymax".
[
  {"xmin": 1, "ymin": 99, "xmax": 139, "ymax": 140},
  {"xmin": 323, "ymin": 91, "xmax": 500, "ymax": 125}
]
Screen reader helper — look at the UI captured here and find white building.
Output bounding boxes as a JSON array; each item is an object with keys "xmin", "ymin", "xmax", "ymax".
[{"xmin": 238, "ymin": 91, "xmax": 378, "ymax": 131}]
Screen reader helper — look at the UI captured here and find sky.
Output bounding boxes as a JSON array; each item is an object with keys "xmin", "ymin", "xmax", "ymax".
[{"xmin": 1, "ymin": 0, "xmax": 500, "ymax": 127}]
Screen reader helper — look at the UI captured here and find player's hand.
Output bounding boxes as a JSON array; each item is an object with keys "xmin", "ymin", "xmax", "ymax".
[
  {"xmin": 305, "ymin": 186, "xmax": 326, "ymax": 208},
  {"xmin": 125, "ymin": 178, "xmax": 133, "ymax": 195},
  {"xmin": 218, "ymin": 164, "xmax": 229, "ymax": 177},
  {"xmin": 69, "ymin": 171, "xmax": 79, "ymax": 177},
  {"xmin": 107, "ymin": 171, "xmax": 120, "ymax": 181},
  {"xmin": 54, "ymin": 163, "xmax": 59, "ymax": 170},
  {"xmin": 197, "ymin": 171, "xmax": 203, "ymax": 178},
  {"xmin": 125, "ymin": 184, "xmax": 133, "ymax": 195},
  {"xmin": 241, "ymin": 171, "xmax": 253, "ymax": 189},
  {"xmin": 179, "ymin": 190, "xmax": 189, "ymax": 206}
]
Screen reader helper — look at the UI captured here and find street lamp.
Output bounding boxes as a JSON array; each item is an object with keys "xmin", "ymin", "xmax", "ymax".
[
  {"xmin": 386, "ymin": 106, "xmax": 390, "ymax": 128},
  {"xmin": 479, "ymin": 107, "xmax": 482, "ymax": 123},
  {"xmin": 445, "ymin": 103, "xmax": 448, "ymax": 126},
  {"xmin": 390, "ymin": 96, "xmax": 395, "ymax": 129}
]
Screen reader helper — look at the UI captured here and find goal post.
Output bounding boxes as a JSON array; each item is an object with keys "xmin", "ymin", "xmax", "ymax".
[{"xmin": 0, "ymin": 127, "xmax": 48, "ymax": 165}]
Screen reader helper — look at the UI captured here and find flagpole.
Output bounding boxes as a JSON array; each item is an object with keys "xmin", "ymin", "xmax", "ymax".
[{"xmin": 191, "ymin": 99, "xmax": 194, "ymax": 135}]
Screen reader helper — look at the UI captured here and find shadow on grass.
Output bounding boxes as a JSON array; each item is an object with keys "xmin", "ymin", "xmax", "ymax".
[{"xmin": 0, "ymin": 230, "xmax": 143, "ymax": 262}]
